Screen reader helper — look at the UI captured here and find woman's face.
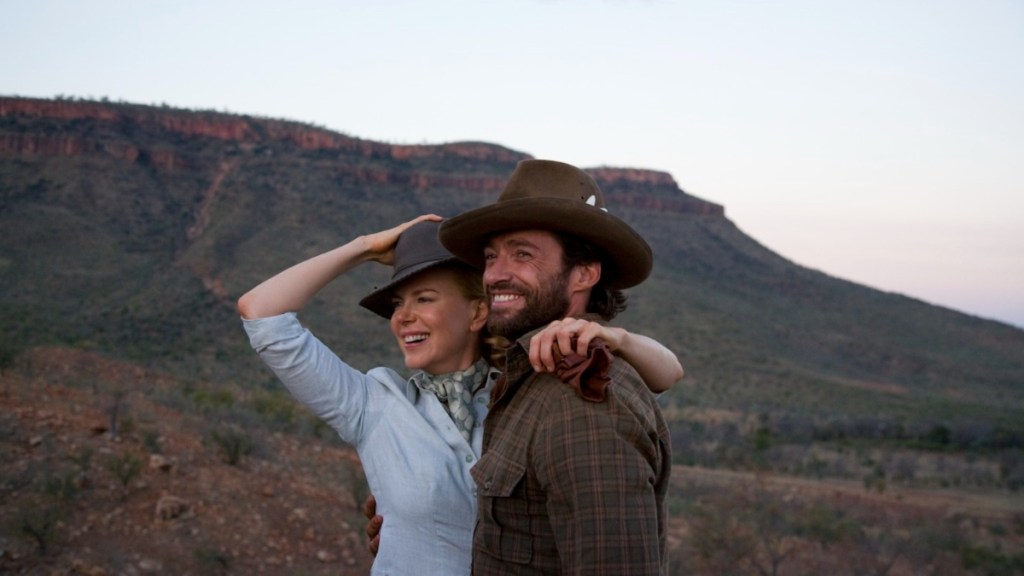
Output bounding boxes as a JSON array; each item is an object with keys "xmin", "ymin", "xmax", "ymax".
[{"xmin": 389, "ymin": 267, "xmax": 487, "ymax": 375}]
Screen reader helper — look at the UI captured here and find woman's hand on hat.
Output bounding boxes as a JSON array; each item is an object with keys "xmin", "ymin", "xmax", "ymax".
[
  {"xmin": 529, "ymin": 317, "xmax": 624, "ymax": 373},
  {"xmin": 363, "ymin": 214, "xmax": 442, "ymax": 265}
]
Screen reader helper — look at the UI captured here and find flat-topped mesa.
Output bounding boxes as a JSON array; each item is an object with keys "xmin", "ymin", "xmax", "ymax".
[
  {"xmin": 0, "ymin": 97, "xmax": 724, "ymax": 215},
  {"xmin": 0, "ymin": 97, "xmax": 121, "ymax": 122},
  {"xmin": 587, "ymin": 167, "xmax": 679, "ymax": 188},
  {"xmin": 393, "ymin": 141, "xmax": 529, "ymax": 164},
  {"xmin": 0, "ymin": 96, "xmax": 344, "ymax": 147},
  {"xmin": 0, "ymin": 96, "xmax": 527, "ymax": 165},
  {"xmin": 588, "ymin": 167, "xmax": 725, "ymax": 217}
]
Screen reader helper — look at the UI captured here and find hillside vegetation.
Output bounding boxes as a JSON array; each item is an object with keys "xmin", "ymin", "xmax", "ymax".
[{"xmin": 2, "ymin": 96, "xmax": 1022, "ymax": 574}]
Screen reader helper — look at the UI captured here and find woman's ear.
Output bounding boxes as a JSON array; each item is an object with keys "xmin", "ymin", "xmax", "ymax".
[{"xmin": 469, "ymin": 299, "xmax": 489, "ymax": 332}]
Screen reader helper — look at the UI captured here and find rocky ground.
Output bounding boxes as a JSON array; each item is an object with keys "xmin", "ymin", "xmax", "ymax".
[
  {"xmin": 3, "ymin": 346, "xmax": 1022, "ymax": 575},
  {"xmin": 0, "ymin": 347, "xmax": 374, "ymax": 575}
]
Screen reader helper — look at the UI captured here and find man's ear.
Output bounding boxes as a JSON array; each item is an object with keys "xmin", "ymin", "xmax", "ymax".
[{"xmin": 570, "ymin": 261, "xmax": 601, "ymax": 292}]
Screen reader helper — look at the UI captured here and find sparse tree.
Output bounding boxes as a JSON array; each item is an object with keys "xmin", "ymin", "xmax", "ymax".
[
  {"xmin": 17, "ymin": 505, "xmax": 60, "ymax": 555},
  {"xmin": 210, "ymin": 425, "xmax": 253, "ymax": 466},
  {"xmin": 105, "ymin": 451, "xmax": 142, "ymax": 494}
]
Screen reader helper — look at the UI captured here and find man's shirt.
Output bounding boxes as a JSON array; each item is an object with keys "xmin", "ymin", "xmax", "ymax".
[{"xmin": 471, "ymin": 317, "xmax": 671, "ymax": 575}]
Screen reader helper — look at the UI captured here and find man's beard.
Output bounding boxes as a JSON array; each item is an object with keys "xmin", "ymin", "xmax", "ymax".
[{"xmin": 487, "ymin": 270, "xmax": 571, "ymax": 341}]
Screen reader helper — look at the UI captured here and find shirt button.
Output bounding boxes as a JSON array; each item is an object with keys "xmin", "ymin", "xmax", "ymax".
[{"xmin": 465, "ymin": 455, "xmax": 473, "ymax": 463}]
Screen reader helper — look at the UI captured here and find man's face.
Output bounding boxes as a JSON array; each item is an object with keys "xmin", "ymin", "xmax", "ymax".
[{"xmin": 482, "ymin": 230, "xmax": 571, "ymax": 340}]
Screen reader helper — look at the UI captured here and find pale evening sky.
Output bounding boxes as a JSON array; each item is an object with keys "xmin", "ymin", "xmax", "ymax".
[{"xmin": 4, "ymin": 0, "xmax": 1022, "ymax": 328}]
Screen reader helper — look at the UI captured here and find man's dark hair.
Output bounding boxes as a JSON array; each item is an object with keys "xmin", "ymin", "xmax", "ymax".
[{"xmin": 556, "ymin": 233, "xmax": 628, "ymax": 320}]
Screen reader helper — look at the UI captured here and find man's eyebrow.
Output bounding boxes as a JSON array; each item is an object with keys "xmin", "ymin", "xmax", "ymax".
[{"xmin": 490, "ymin": 237, "xmax": 540, "ymax": 250}]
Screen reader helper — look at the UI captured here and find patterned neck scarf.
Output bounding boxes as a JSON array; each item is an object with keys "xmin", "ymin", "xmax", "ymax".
[{"xmin": 413, "ymin": 357, "xmax": 489, "ymax": 443}]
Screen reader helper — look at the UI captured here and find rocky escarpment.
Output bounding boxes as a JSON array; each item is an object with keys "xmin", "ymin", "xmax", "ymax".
[
  {"xmin": 589, "ymin": 167, "xmax": 725, "ymax": 216},
  {"xmin": 0, "ymin": 96, "xmax": 527, "ymax": 163},
  {"xmin": 0, "ymin": 96, "xmax": 724, "ymax": 216}
]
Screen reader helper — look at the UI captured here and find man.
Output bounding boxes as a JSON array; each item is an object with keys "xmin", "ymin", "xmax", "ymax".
[{"xmin": 439, "ymin": 159, "xmax": 671, "ymax": 575}]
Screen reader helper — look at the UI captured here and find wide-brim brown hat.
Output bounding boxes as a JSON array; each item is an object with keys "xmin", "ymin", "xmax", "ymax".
[
  {"xmin": 438, "ymin": 159, "xmax": 652, "ymax": 289},
  {"xmin": 359, "ymin": 220, "xmax": 461, "ymax": 319}
]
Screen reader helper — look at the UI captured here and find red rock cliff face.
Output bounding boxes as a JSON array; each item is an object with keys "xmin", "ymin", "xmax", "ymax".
[
  {"xmin": 0, "ymin": 96, "xmax": 723, "ymax": 216},
  {"xmin": 588, "ymin": 167, "xmax": 679, "ymax": 188},
  {"xmin": 0, "ymin": 98, "xmax": 121, "ymax": 121},
  {"xmin": 0, "ymin": 131, "xmax": 164, "ymax": 162},
  {"xmin": 0, "ymin": 97, "xmax": 525, "ymax": 163},
  {"xmin": 589, "ymin": 168, "xmax": 725, "ymax": 217}
]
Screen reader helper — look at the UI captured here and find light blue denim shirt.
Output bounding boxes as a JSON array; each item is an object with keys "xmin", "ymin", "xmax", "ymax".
[{"xmin": 242, "ymin": 313, "xmax": 495, "ymax": 575}]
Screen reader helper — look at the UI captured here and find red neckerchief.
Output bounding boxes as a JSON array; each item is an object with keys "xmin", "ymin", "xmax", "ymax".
[{"xmin": 551, "ymin": 337, "xmax": 613, "ymax": 403}]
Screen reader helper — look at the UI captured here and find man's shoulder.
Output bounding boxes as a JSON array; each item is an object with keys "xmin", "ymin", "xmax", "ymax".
[{"xmin": 524, "ymin": 357, "xmax": 652, "ymax": 412}]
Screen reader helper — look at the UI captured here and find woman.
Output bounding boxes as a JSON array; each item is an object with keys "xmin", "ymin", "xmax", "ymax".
[{"xmin": 237, "ymin": 214, "xmax": 682, "ymax": 574}]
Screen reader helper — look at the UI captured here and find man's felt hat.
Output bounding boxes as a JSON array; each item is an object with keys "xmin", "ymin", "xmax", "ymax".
[
  {"xmin": 438, "ymin": 159, "xmax": 652, "ymax": 289},
  {"xmin": 359, "ymin": 219, "xmax": 462, "ymax": 319}
]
